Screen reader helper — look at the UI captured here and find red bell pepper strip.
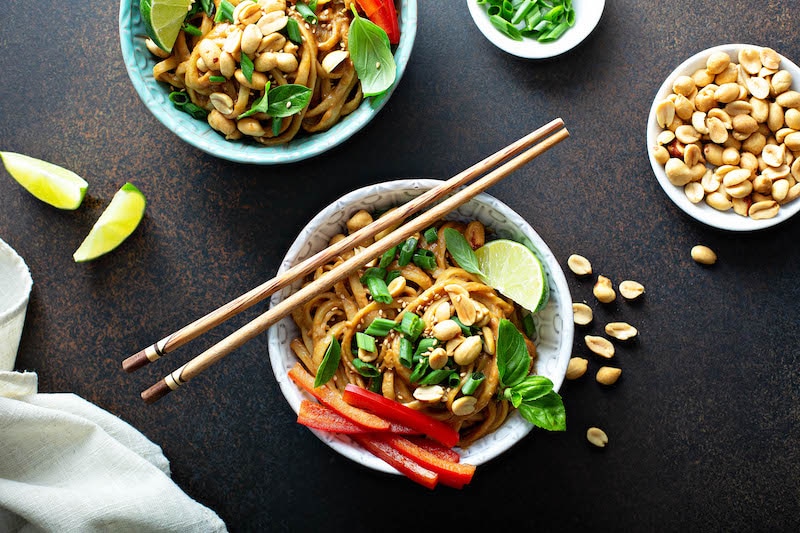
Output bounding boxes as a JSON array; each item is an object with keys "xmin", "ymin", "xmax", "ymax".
[
  {"xmin": 288, "ymin": 364, "xmax": 390, "ymax": 431},
  {"xmin": 405, "ymin": 436, "xmax": 461, "ymax": 463},
  {"xmin": 351, "ymin": 434, "xmax": 439, "ymax": 489},
  {"xmin": 342, "ymin": 384, "xmax": 460, "ymax": 448},
  {"xmin": 297, "ymin": 400, "xmax": 419, "ymax": 435},
  {"xmin": 378, "ymin": 434, "xmax": 475, "ymax": 489},
  {"xmin": 356, "ymin": 0, "xmax": 400, "ymax": 45}
]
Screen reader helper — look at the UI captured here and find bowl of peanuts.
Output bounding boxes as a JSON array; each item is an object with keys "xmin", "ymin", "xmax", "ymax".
[
  {"xmin": 647, "ymin": 44, "xmax": 800, "ymax": 231},
  {"xmin": 266, "ymin": 179, "xmax": 573, "ymax": 474}
]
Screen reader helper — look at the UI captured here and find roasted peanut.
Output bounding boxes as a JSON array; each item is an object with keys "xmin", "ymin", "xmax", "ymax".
[
  {"xmin": 619, "ymin": 280, "xmax": 645, "ymax": 300},
  {"xmin": 572, "ymin": 303, "xmax": 593, "ymax": 325},
  {"xmin": 566, "ymin": 357, "xmax": 588, "ymax": 380},
  {"xmin": 585, "ymin": 335, "xmax": 614, "ymax": 358},
  {"xmin": 567, "ymin": 254, "xmax": 592, "ymax": 276},
  {"xmin": 593, "ymin": 276, "xmax": 616, "ymax": 304},
  {"xmin": 691, "ymin": 245, "xmax": 717, "ymax": 265},
  {"xmin": 596, "ymin": 366, "xmax": 622, "ymax": 386},
  {"xmin": 587, "ymin": 427, "xmax": 608, "ymax": 448},
  {"xmin": 605, "ymin": 322, "xmax": 638, "ymax": 340}
]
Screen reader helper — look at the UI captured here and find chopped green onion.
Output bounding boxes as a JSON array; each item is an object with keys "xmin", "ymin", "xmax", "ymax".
[
  {"xmin": 364, "ymin": 317, "xmax": 397, "ymax": 336},
  {"xmin": 423, "ymin": 227, "xmax": 438, "ymax": 243},
  {"xmin": 209, "ymin": 75, "xmax": 226, "ymax": 83},
  {"xmin": 510, "ymin": 0, "xmax": 534, "ymax": 24},
  {"xmin": 240, "ymin": 53, "xmax": 254, "ymax": 83},
  {"xmin": 285, "ymin": 17, "xmax": 302, "ymax": 44},
  {"xmin": 448, "ymin": 372, "xmax": 462, "ymax": 388},
  {"xmin": 490, "ymin": 14, "xmax": 523, "ymax": 40},
  {"xmin": 360, "ymin": 267, "xmax": 387, "ymax": 283},
  {"xmin": 168, "ymin": 91, "xmax": 208, "ymax": 120},
  {"xmin": 409, "ymin": 358, "xmax": 429, "ymax": 383},
  {"xmin": 355, "ymin": 332, "xmax": 377, "ymax": 353},
  {"xmin": 295, "ymin": 2, "xmax": 318, "ymax": 24},
  {"xmin": 368, "ymin": 374, "xmax": 383, "ymax": 393},
  {"xmin": 399, "ymin": 337, "xmax": 414, "ymax": 368},
  {"xmin": 379, "ymin": 245, "xmax": 397, "ymax": 268},
  {"xmin": 412, "ymin": 250, "xmax": 437, "ymax": 271},
  {"xmin": 478, "ymin": 0, "xmax": 575, "ymax": 43},
  {"xmin": 308, "ymin": 0, "xmax": 318, "ymax": 9},
  {"xmin": 398, "ymin": 237, "xmax": 418, "ymax": 266},
  {"xmin": 462, "ymin": 372, "xmax": 486, "ymax": 395},
  {"xmin": 451, "ymin": 316, "xmax": 477, "ymax": 337},
  {"xmin": 200, "ymin": 0, "xmax": 215, "ymax": 17},
  {"xmin": 214, "ymin": 0, "xmax": 235, "ymax": 23},
  {"xmin": 352, "ymin": 358, "xmax": 381, "ymax": 378},
  {"xmin": 364, "ymin": 276, "xmax": 392, "ymax": 304},
  {"xmin": 183, "ymin": 23, "xmax": 202, "ymax": 36},
  {"xmin": 414, "ymin": 338, "xmax": 438, "ymax": 359},
  {"xmin": 419, "ymin": 369, "xmax": 456, "ymax": 386},
  {"xmin": 398, "ymin": 312, "xmax": 425, "ymax": 341},
  {"xmin": 385, "ymin": 270, "xmax": 402, "ymax": 284}
]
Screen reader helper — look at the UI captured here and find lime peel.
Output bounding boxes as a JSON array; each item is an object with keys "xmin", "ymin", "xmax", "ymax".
[
  {"xmin": 474, "ymin": 239, "xmax": 550, "ymax": 313},
  {"xmin": 140, "ymin": 0, "xmax": 193, "ymax": 53},
  {"xmin": 73, "ymin": 183, "xmax": 147, "ymax": 262},
  {"xmin": 1, "ymin": 151, "xmax": 88, "ymax": 210}
]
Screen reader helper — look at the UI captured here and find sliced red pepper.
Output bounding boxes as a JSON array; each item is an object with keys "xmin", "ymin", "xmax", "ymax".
[
  {"xmin": 297, "ymin": 400, "xmax": 419, "ymax": 435},
  {"xmin": 288, "ymin": 364, "xmax": 390, "ymax": 431},
  {"xmin": 342, "ymin": 384, "xmax": 460, "ymax": 448},
  {"xmin": 378, "ymin": 434, "xmax": 475, "ymax": 489},
  {"xmin": 356, "ymin": 0, "xmax": 400, "ymax": 45},
  {"xmin": 351, "ymin": 434, "xmax": 438, "ymax": 489},
  {"xmin": 405, "ymin": 436, "xmax": 461, "ymax": 463}
]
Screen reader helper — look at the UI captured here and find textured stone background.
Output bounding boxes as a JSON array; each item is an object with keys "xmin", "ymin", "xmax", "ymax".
[{"xmin": 1, "ymin": 1, "xmax": 799, "ymax": 531}]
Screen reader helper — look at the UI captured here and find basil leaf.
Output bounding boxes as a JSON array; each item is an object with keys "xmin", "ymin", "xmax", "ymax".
[
  {"xmin": 496, "ymin": 319, "xmax": 531, "ymax": 388},
  {"xmin": 352, "ymin": 358, "xmax": 381, "ymax": 378},
  {"xmin": 511, "ymin": 375, "xmax": 553, "ymax": 402},
  {"xmin": 347, "ymin": 6, "xmax": 397, "ymax": 97},
  {"xmin": 238, "ymin": 82, "xmax": 272, "ymax": 119},
  {"xmin": 443, "ymin": 228, "xmax": 483, "ymax": 275},
  {"xmin": 313, "ymin": 336, "xmax": 341, "ymax": 387},
  {"xmin": 518, "ymin": 391, "xmax": 566, "ymax": 431},
  {"xmin": 285, "ymin": 17, "xmax": 302, "ymax": 44},
  {"xmin": 267, "ymin": 84, "xmax": 313, "ymax": 117}
]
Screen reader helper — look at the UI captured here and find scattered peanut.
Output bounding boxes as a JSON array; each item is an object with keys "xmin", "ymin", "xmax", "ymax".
[
  {"xmin": 691, "ymin": 244, "xmax": 717, "ymax": 265},
  {"xmin": 567, "ymin": 254, "xmax": 592, "ymax": 276},
  {"xmin": 605, "ymin": 322, "xmax": 638, "ymax": 340},
  {"xmin": 593, "ymin": 275, "xmax": 616, "ymax": 304},
  {"xmin": 586, "ymin": 427, "xmax": 608, "ymax": 448},
  {"xmin": 566, "ymin": 357, "xmax": 589, "ymax": 380},
  {"xmin": 595, "ymin": 366, "xmax": 622, "ymax": 386},
  {"xmin": 585, "ymin": 335, "xmax": 615, "ymax": 358},
  {"xmin": 451, "ymin": 396, "xmax": 478, "ymax": 416},
  {"xmin": 652, "ymin": 46, "xmax": 800, "ymax": 219},
  {"xmin": 572, "ymin": 302, "xmax": 593, "ymax": 325},
  {"xmin": 618, "ymin": 280, "xmax": 645, "ymax": 300}
]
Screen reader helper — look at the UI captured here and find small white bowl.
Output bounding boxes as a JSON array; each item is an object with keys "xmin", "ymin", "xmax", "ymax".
[
  {"xmin": 466, "ymin": 0, "xmax": 605, "ymax": 59},
  {"xmin": 646, "ymin": 43, "xmax": 800, "ymax": 231},
  {"xmin": 266, "ymin": 179, "xmax": 573, "ymax": 474},
  {"xmin": 0, "ymin": 238, "xmax": 33, "ymax": 371}
]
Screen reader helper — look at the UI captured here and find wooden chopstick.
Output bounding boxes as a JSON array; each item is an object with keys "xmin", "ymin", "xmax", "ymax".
[
  {"xmin": 122, "ymin": 118, "xmax": 565, "ymax": 374},
  {"xmin": 139, "ymin": 122, "xmax": 569, "ymax": 403}
]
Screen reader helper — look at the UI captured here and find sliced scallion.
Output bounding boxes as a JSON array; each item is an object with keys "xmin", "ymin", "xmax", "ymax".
[
  {"xmin": 285, "ymin": 17, "xmax": 302, "ymax": 44},
  {"xmin": 423, "ymin": 227, "xmax": 438, "ymax": 243},
  {"xmin": 399, "ymin": 337, "xmax": 414, "ymax": 368},
  {"xmin": 462, "ymin": 372, "xmax": 486, "ymax": 395},
  {"xmin": 209, "ymin": 75, "xmax": 226, "ymax": 83},
  {"xmin": 214, "ymin": 0, "xmax": 235, "ymax": 23},
  {"xmin": 355, "ymin": 332, "xmax": 377, "ymax": 353},
  {"xmin": 364, "ymin": 317, "xmax": 397, "ymax": 336},
  {"xmin": 379, "ymin": 245, "xmax": 397, "ymax": 268},
  {"xmin": 240, "ymin": 53, "xmax": 255, "ymax": 83},
  {"xmin": 352, "ymin": 358, "xmax": 381, "ymax": 378},
  {"xmin": 364, "ymin": 276, "xmax": 392, "ymax": 304},
  {"xmin": 295, "ymin": 2, "xmax": 318, "ymax": 24},
  {"xmin": 398, "ymin": 312, "xmax": 425, "ymax": 341},
  {"xmin": 397, "ymin": 237, "xmax": 418, "ymax": 267}
]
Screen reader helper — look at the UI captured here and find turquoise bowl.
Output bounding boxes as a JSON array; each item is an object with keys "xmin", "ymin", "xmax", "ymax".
[{"xmin": 119, "ymin": 1, "xmax": 417, "ymax": 164}]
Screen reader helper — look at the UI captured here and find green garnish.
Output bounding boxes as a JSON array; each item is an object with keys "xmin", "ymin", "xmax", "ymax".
[
  {"xmin": 314, "ymin": 336, "xmax": 341, "ymax": 387},
  {"xmin": 364, "ymin": 317, "xmax": 397, "ymax": 336},
  {"xmin": 413, "ymin": 338, "xmax": 438, "ymax": 359},
  {"xmin": 209, "ymin": 75, "xmax": 226, "ymax": 83},
  {"xmin": 348, "ymin": 4, "xmax": 397, "ymax": 97},
  {"xmin": 399, "ymin": 337, "xmax": 414, "ymax": 368},
  {"xmin": 423, "ymin": 227, "xmax": 438, "ymax": 243},
  {"xmin": 214, "ymin": 0, "xmax": 234, "ymax": 23},
  {"xmin": 295, "ymin": 1, "xmax": 318, "ymax": 24},
  {"xmin": 397, "ymin": 237, "xmax": 418, "ymax": 266},
  {"xmin": 239, "ymin": 83, "xmax": 312, "ymax": 120},
  {"xmin": 352, "ymin": 358, "xmax": 381, "ymax": 378},
  {"xmin": 168, "ymin": 91, "xmax": 208, "ymax": 119},
  {"xmin": 397, "ymin": 312, "xmax": 425, "ymax": 341},
  {"xmin": 419, "ymin": 369, "xmax": 458, "ymax": 386},
  {"xmin": 240, "ymin": 53, "xmax": 255, "ymax": 83},
  {"xmin": 478, "ymin": 0, "xmax": 576, "ymax": 43},
  {"xmin": 379, "ymin": 245, "xmax": 397, "ymax": 268},
  {"xmin": 355, "ymin": 332, "xmax": 377, "ymax": 353},
  {"xmin": 443, "ymin": 228, "xmax": 483, "ymax": 275},
  {"xmin": 385, "ymin": 270, "xmax": 401, "ymax": 284},
  {"xmin": 364, "ymin": 276, "xmax": 392, "ymax": 304},
  {"xmin": 409, "ymin": 358, "xmax": 429, "ymax": 383},
  {"xmin": 285, "ymin": 17, "xmax": 302, "ymax": 44},
  {"xmin": 462, "ymin": 372, "xmax": 485, "ymax": 395},
  {"xmin": 496, "ymin": 318, "xmax": 565, "ymax": 431},
  {"xmin": 183, "ymin": 23, "xmax": 202, "ymax": 36},
  {"xmin": 412, "ymin": 249, "xmax": 437, "ymax": 271}
]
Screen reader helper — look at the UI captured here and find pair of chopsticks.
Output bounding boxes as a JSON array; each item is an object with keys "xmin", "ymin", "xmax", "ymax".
[{"xmin": 124, "ymin": 118, "xmax": 569, "ymax": 403}]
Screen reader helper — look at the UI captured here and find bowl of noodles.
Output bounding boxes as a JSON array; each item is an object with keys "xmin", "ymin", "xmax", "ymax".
[
  {"xmin": 119, "ymin": 0, "xmax": 417, "ymax": 164},
  {"xmin": 267, "ymin": 179, "xmax": 573, "ymax": 474}
]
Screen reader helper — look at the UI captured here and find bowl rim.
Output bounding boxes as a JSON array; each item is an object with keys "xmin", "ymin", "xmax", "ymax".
[
  {"xmin": 0, "ymin": 238, "xmax": 33, "ymax": 324},
  {"xmin": 465, "ymin": 0, "xmax": 605, "ymax": 60},
  {"xmin": 118, "ymin": 0, "xmax": 418, "ymax": 164},
  {"xmin": 646, "ymin": 43, "xmax": 800, "ymax": 232},
  {"xmin": 266, "ymin": 178, "xmax": 574, "ymax": 475}
]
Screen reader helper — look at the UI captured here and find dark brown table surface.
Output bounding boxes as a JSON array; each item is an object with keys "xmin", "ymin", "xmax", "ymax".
[{"xmin": 2, "ymin": 1, "xmax": 799, "ymax": 531}]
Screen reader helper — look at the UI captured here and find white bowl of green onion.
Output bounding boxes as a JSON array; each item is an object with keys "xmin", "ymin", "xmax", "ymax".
[{"xmin": 467, "ymin": 0, "xmax": 605, "ymax": 59}]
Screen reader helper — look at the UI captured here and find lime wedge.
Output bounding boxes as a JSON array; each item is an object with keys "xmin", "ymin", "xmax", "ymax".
[
  {"xmin": 474, "ymin": 239, "xmax": 550, "ymax": 313},
  {"xmin": 140, "ymin": 0, "xmax": 192, "ymax": 53},
  {"xmin": 1, "ymin": 151, "xmax": 88, "ymax": 210},
  {"xmin": 73, "ymin": 183, "xmax": 147, "ymax": 262}
]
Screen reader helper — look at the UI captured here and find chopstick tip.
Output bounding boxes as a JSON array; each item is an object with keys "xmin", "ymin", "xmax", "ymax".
[{"xmin": 122, "ymin": 349, "xmax": 150, "ymax": 373}]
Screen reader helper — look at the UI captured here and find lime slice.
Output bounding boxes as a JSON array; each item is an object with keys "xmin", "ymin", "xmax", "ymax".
[
  {"xmin": 140, "ymin": 0, "xmax": 192, "ymax": 53},
  {"xmin": 474, "ymin": 239, "xmax": 550, "ymax": 313},
  {"xmin": 73, "ymin": 183, "xmax": 147, "ymax": 262},
  {"xmin": 1, "ymin": 151, "xmax": 88, "ymax": 210}
]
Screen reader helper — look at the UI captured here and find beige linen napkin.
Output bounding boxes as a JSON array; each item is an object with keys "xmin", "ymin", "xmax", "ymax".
[{"xmin": 0, "ymin": 371, "xmax": 227, "ymax": 533}]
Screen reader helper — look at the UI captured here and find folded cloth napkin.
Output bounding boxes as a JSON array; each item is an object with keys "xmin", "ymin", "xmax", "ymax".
[{"xmin": 0, "ymin": 371, "xmax": 227, "ymax": 533}]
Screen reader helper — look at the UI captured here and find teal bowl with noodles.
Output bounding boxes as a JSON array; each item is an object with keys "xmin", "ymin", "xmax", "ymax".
[
  {"xmin": 266, "ymin": 179, "xmax": 574, "ymax": 475},
  {"xmin": 119, "ymin": 0, "xmax": 417, "ymax": 164}
]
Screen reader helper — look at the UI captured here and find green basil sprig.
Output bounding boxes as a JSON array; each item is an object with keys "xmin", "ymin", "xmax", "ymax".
[
  {"xmin": 348, "ymin": 5, "xmax": 397, "ymax": 97},
  {"xmin": 314, "ymin": 336, "xmax": 341, "ymax": 387},
  {"xmin": 496, "ymin": 318, "xmax": 566, "ymax": 431},
  {"xmin": 239, "ymin": 82, "xmax": 313, "ymax": 120},
  {"xmin": 443, "ymin": 228, "xmax": 484, "ymax": 276}
]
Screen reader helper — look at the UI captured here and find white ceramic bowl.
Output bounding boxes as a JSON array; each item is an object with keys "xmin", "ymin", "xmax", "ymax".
[
  {"xmin": 466, "ymin": 0, "xmax": 605, "ymax": 59},
  {"xmin": 647, "ymin": 43, "xmax": 800, "ymax": 231},
  {"xmin": 119, "ymin": 0, "xmax": 417, "ymax": 164},
  {"xmin": 266, "ymin": 179, "xmax": 573, "ymax": 474},
  {"xmin": 0, "ymin": 238, "xmax": 33, "ymax": 371}
]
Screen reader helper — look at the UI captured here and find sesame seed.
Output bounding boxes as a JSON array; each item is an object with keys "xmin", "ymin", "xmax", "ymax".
[
  {"xmin": 375, "ymin": 61, "xmax": 381, "ymax": 69},
  {"xmin": 286, "ymin": 101, "xmax": 292, "ymax": 108}
]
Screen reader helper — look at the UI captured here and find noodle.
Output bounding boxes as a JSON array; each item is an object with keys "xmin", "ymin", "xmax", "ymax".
[
  {"xmin": 148, "ymin": 0, "xmax": 364, "ymax": 144},
  {"xmin": 290, "ymin": 217, "xmax": 539, "ymax": 448}
]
